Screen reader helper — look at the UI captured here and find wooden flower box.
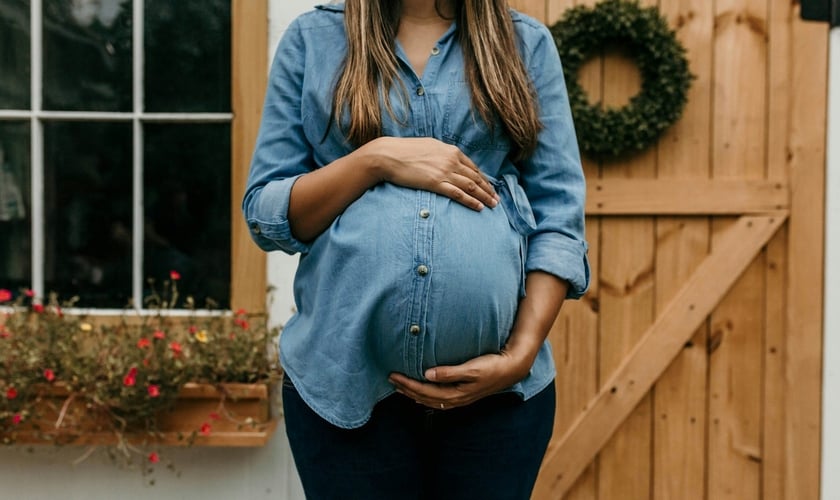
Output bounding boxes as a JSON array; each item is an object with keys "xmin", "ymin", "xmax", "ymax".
[{"xmin": 4, "ymin": 382, "xmax": 277, "ymax": 447}]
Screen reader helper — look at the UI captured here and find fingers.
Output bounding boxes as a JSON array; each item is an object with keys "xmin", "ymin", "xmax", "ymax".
[
  {"xmin": 389, "ymin": 374, "xmax": 472, "ymax": 410},
  {"xmin": 440, "ymin": 166, "xmax": 498, "ymax": 212}
]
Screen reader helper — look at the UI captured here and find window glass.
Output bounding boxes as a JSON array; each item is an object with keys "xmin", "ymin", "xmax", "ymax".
[
  {"xmin": 42, "ymin": 0, "xmax": 132, "ymax": 111},
  {"xmin": 44, "ymin": 122, "xmax": 133, "ymax": 307},
  {"xmin": 0, "ymin": 0, "xmax": 31, "ymax": 109},
  {"xmin": 145, "ymin": 0, "xmax": 231, "ymax": 112},
  {"xmin": 0, "ymin": 122, "xmax": 32, "ymax": 293},
  {"xmin": 143, "ymin": 124, "xmax": 231, "ymax": 308}
]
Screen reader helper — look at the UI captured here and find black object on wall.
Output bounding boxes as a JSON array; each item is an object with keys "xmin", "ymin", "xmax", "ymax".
[{"xmin": 801, "ymin": 0, "xmax": 840, "ymax": 27}]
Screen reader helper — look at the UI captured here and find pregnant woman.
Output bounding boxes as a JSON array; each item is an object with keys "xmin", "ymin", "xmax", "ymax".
[{"xmin": 243, "ymin": 0, "xmax": 589, "ymax": 498}]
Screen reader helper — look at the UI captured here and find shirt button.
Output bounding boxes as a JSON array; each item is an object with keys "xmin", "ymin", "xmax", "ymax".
[
  {"xmin": 431, "ymin": 46, "xmax": 440, "ymax": 56},
  {"xmin": 416, "ymin": 87, "xmax": 425, "ymax": 96},
  {"xmin": 419, "ymin": 209, "xmax": 430, "ymax": 219},
  {"xmin": 409, "ymin": 324, "xmax": 421, "ymax": 335},
  {"xmin": 416, "ymin": 264, "xmax": 429, "ymax": 276}
]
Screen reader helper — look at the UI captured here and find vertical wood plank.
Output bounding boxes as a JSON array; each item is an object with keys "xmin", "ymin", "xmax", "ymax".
[
  {"xmin": 763, "ymin": 0, "xmax": 792, "ymax": 498},
  {"xmin": 595, "ymin": 0, "xmax": 657, "ymax": 497},
  {"xmin": 763, "ymin": 226, "xmax": 787, "ymax": 500},
  {"xmin": 783, "ymin": 5, "xmax": 828, "ymax": 499},
  {"xmin": 231, "ymin": 0, "xmax": 268, "ymax": 312},
  {"xmin": 652, "ymin": 1, "xmax": 713, "ymax": 499},
  {"xmin": 538, "ymin": 2, "xmax": 600, "ymax": 499},
  {"xmin": 709, "ymin": 0, "xmax": 768, "ymax": 498}
]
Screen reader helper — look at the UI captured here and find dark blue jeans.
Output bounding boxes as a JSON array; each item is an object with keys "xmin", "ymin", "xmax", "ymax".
[{"xmin": 282, "ymin": 376, "xmax": 555, "ymax": 500}]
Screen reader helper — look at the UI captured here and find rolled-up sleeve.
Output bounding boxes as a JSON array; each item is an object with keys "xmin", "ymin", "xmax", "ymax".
[
  {"xmin": 242, "ymin": 18, "xmax": 313, "ymax": 255},
  {"xmin": 518, "ymin": 23, "xmax": 590, "ymax": 299}
]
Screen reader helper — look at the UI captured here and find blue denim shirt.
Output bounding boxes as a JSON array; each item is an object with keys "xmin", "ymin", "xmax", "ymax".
[{"xmin": 243, "ymin": 3, "xmax": 589, "ymax": 429}]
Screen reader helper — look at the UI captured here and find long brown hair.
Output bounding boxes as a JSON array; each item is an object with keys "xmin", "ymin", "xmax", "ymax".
[{"xmin": 332, "ymin": 0, "xmax": 541, "ymax": 160}]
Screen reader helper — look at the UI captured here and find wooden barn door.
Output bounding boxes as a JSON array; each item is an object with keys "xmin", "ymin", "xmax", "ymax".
[{"xmin": 507, "ymin": 1, "xmax": 829, "ymax": 499}]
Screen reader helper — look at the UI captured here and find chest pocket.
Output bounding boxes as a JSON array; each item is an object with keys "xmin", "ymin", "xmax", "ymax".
[{"xmin": 442, "ymin": 79, "xmax": 511, "ymax": 154}]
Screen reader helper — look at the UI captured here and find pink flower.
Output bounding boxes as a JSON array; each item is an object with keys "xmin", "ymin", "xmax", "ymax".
[
  {"xmin": 137, "ymin": 338, "xmax": 151, "ymax": 349},
  {"xmin": 153, "ymin": 329, "xmax": 165, "ymax": 340},
  {"xmin": 169, "ymin": 342, "xmax": 183, "ymax": 357},
  {"xmin": 6, "ymin": 387, "xmax": 17, "ymax": 399},
  {"xmin": 148, "ymin": 452, "xmax": 160, "ymax": 464},
  {"xmin": 147, "ymin": 385, "xmax": 160, "ymax": 398},
  {"xmin": 123, "ymin": 367, "xmax": 138, "ymax": 387},
  {"xmin": 0, "ymin": 289, "xmax": 11, "ymax": 302},
  {"xmin": 44, "ymin": 369, "xmax": 55, "ymax": 382},
  {"xmin": 24, "ymin": 289, "xmax": 34, "ymax": 297},
  {"xmin": 32, "ymin": 303, "xmax": 44, "ymax": 314},
  {"xmin": 200, "ymin": 422, "xmax": 212, "ymax": 436},
  {"xmin": 11, "ymin": 414, "xmax": 22, "ymax": 425},
  {"xmin": 170, "ymin": 270, "xmax": 181, "ymax": 281}
]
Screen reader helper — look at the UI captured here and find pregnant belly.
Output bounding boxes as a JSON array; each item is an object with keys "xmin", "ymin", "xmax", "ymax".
[{"xmin": 318, "ymin": 182, "xmax": 528, "ymax": 373}]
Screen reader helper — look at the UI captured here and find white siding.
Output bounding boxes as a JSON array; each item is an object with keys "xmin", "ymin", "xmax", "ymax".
[
  {"xmin": 0, "ymin": 2, "xmax": 311, "ymax": 498},
  {"xmin": 822, "ymin": 25, "xmax": 840, "ymax": 500}
]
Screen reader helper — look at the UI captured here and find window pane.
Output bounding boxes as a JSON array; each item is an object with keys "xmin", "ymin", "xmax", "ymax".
[
  {"xmin": 43, "ymin": 0, "xmax": 132, "ymax": 112},
  {"xmin": 144, "ymin": 124, "xmax": 230, "ymax": 308},
  {"xmin": 0, "ymin": 122, "xmax": 31, "ymax": 293},
  {"xmin": 0, "ymin": 0, "xmax": 31, "ymax": 109},
  {"xmin": 44, "ymin": 122, "xmax": 132, "ymax": 307},
  {"xmin": 145, "ymin": 0, "xmax": 230, "ymax": 112}
]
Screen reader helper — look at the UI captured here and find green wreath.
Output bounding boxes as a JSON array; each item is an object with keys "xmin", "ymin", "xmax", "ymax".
[{"xmin": 549, "ymin": 0, "xmax": 693, "ymax": 159}]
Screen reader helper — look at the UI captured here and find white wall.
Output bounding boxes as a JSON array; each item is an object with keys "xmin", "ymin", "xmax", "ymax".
[
  {"xmin": 822, "ymin": 26, "xmax": 840, "ymax": 500},
  {"xmin": 0, "ymin": 2, "xmax": 311, "ymax": 499}
]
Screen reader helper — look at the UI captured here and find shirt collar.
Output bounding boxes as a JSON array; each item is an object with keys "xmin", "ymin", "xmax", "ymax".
[{"xmin": 315, "ymin": 2, "xmax": 345, "ymax": 12}]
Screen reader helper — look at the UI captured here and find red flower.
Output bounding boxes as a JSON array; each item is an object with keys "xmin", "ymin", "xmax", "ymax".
[
  {"xmin": 44, "ymin": 369, "xmax": 55, "ymax": 382},
  {"xmin": 0, "ymin": 325, "xmax": 9, "ymax": 339},
  {"xmin": 6, "ymin": 387, "xmax": 17, "ymax": 400},
  {"xmin": 0, "ymin": 289, "xmax": 11, "ymax": 302},
  {"xmin": 234, "ymin": 318, "xmax": 250, "ymax": 330},
  {"xmin": 142, "ymin": 358, "xmax": 150, "ymax": 367},
  {"xmin": 200, "ymin": 422, "xmax": 212, "ymax": 436},
  {"xmin": 170, "ymin": 270, "xmax": 181, "ymax": 281},
  {"xmin": 147, "ymin": 385, "xmax": 160, "ymax": 398},
  {"xmin": 11, "ymin": 414, "xmax": 21, "ymax": 425},
  {"xmin": 209, "ymin": 412, "xmax": 221, "ymax": 421},
  {"xmin": 32, "ymin": 303, "xmax": 44, "ymax": 313},
  {"xmin": 228, "ymin": 332, "xmax": 236, "ymax": 340},
  {"xmin": 235, "ymin": 308, "xmax": 247, "ymax": 316},
  {"xmin": 55, "ymin": 306, "xmax": 63, "ymax": 317},
  {"xmin": 137, "ymin": 338, "xmax": 151, "ymax": 349},
  {"xmin": 153, "ymin": 329, "xmax": 165, "ymax": 340},
  {"xmin": 123, "ymin": 367, "xmax": 138, "ymax": 387},
  {"xmin": 169, "ymin": 342, "xmax": 183, "ymax": 357},
  {"xmin": 188, "ymin": 325, "xmax": 197, "ymax": 334},
  {"xmin": 148, "ymin": 452, "xmax": 160, "ymax": 464},
  {"xmin": 24, "ymin": 289, "xmax": 34, "ymax": 297}
]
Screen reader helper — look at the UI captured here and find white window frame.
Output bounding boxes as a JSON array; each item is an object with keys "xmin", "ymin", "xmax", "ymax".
[{"xmin": 0, "ymin": 0, "xmax": 233, "ymax": 315}]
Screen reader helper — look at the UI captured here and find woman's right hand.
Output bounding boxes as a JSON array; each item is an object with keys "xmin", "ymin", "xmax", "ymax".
[{"xmin": 362, "ymin": 136, "xmax": 498, "ymax": 211}]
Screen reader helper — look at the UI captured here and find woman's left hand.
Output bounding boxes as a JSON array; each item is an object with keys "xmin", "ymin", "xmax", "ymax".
[{"xmin": 388, "ymin": 351, "xmax": 530, "ymax": 410}]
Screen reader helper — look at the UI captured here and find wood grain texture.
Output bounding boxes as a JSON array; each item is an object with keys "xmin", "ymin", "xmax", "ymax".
[
  {"xmin": 595, "ymin": 0, "xmax": 658, "ymax": 496},
  {"xmin": 586, "ymin": 179, "xmax": 787, "ymax": 214},
  {"xmin": 783, "ymin": 4, "xmax": 827, "ymax": 499},
  {"xmin": 537, "ymin": 214, "xmax": 786, "ymax": 497},
  {"xmin": 231, "ymin": 0, "xmax": 269, "ymax": 312}
]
